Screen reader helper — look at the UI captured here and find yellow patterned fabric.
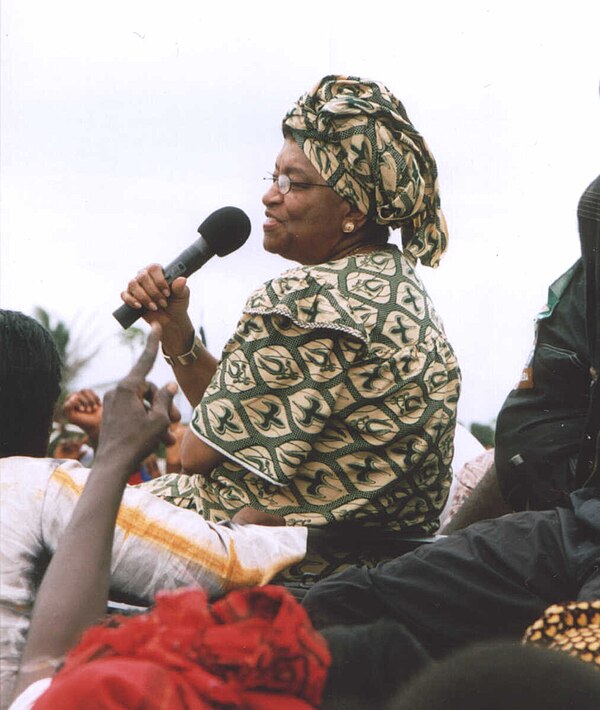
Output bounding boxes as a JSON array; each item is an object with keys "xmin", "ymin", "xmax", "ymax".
[
  {"xmin": 524, "ymin": 601, "xmax": 600, "ymax": 668},
  {"xmin": 147, "ymin": 247, "xmax": 459, "ymax": 550},
  {"xmin": 283, "ymin": 75, "xmax": 449, "ymax": 267}
]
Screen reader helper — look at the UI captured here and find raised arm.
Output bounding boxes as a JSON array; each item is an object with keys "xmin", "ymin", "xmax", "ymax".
[
  {"xmin": 120, "ymin": 264, "xmax": 219, "ymax": 406},
  {"xmin": 13, "ymin": 325, "xmax": 178, "ymax": 698}
]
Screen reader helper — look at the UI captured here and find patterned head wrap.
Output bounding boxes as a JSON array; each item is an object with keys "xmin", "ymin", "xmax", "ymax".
[{"xmin": 283, "ymin": 75, "xmax": 449, "ymax": 267}]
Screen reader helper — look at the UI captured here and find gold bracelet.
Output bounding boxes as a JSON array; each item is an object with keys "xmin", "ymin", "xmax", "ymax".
[{"xmin": 161, "ymin": 334, "xmax": 203, "ymax": 367}]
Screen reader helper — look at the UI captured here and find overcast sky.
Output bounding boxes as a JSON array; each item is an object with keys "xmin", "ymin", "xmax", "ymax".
[{"xmin": 1, "ymin": 0, "xmax": 599, "ymax": 425}]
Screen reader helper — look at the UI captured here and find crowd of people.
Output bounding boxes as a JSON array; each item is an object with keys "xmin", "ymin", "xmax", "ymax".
[{"xmin": 1, "ymin": 74, "xmax": 599, "ymax": 708}]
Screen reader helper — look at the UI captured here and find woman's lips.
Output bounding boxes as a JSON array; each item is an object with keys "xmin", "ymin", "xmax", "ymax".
[{"xmin": 263, "ymin": 215, "xmax": 281, "ymax": 231}]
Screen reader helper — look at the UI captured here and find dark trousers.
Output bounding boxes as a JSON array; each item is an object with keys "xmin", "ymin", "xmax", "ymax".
[{"xmin": 303, "ymin": 508, "xmax": 600, "ymax": 659}]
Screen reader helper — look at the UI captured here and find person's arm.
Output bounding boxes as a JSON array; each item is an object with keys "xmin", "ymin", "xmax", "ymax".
[
  {"xmin": 12, "ymin": 325, "xmax": 178, "ymax": 699},
  {"xmin": 180, "ymin": 314, "xmax": 365, "ymax": 488},
  {"xmin": 180, "ymin": 428, "xmax": 225, "ymax": 474},
  {"xmin": 164, "ymin": 421, "xmax": 187, "ymax": 473},
  {"xmin": 120, "ymin": 265, "xmax": 219, "ymax": 407}
]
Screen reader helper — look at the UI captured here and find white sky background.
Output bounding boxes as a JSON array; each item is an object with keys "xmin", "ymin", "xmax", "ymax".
[{"xmin": 1, "ymin": 0, "xmax": 599, "ymax": 426}]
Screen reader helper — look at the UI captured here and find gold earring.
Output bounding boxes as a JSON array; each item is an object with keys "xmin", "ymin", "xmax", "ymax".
[{"xmin": 343, "ymin": 221, "xmax": 355, "ymax": 233}]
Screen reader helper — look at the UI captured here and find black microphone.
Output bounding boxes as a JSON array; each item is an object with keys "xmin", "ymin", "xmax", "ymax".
[{"xmin": 113, "ymin": 206, "xmax": 251, "ymax": 329}]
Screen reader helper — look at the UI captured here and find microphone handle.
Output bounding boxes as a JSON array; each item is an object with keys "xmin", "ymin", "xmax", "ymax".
[
  {"xmin": 112, "ymin": 238, "xmax": 214, "ymax": 329},
  {"xmin": 112, "ymin": 302, "xmax": 148, "ymax": 329},
  {"xmin": 163, "ymin": 236, "xmax": 213, "ymax": 281}
]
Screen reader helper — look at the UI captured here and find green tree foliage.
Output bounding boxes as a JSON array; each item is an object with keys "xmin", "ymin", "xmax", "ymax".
[
  {"xmin": 469, "ymin": 420, "xmax": 496, "ymax": 449},
  {"xmin": 33, "ymin": 307, "xmax": 100, "ymax": 414},
  {"xmin": 118, "ymin": 325, "xmax": 147, "ymax": 365}
]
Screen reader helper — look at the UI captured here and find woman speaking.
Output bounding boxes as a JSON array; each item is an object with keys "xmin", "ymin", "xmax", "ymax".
[{"xmin": 122, "ymin": 75, "xmax": 461, "ymax": 577}]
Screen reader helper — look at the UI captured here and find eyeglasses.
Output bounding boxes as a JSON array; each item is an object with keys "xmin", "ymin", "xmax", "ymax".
[{"xmin": 264, "ymin": 173, "xmax": 330, "ymax": 196}]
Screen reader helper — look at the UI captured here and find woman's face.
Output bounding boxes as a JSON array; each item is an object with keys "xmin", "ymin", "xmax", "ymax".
[{"xmin": 262, "ymin": 137, "xmax": 358, "ymax": 265}]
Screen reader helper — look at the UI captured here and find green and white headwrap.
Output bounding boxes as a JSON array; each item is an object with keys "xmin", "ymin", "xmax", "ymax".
[{"xmin": 283, "ymin": 75, "xmax": 449, "ymax": 267}]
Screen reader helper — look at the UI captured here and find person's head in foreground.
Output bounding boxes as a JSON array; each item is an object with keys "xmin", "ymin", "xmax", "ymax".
[
  {"xmin": 0, "ymin": 309, "xmax": 62, "ymax": 459},
  {"xmin": 390, "ymin": 640, "xmax": 600, "ymax": 710},
  {"xmin": 263, "ymin": 74, "xmax": 448, "ymax": 268}
]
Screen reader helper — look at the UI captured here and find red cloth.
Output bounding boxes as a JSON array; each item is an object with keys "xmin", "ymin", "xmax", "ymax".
[{"xmin": 33, "ymin": 586, "xmax": 330, "ymax": 709}]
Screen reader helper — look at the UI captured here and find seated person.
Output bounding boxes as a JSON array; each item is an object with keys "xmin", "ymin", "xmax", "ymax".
[
  {"xmin": 443, "ymin": 174, "xmax": 600, "ymax": 532},
  {"xmin": 496, "ymin": 174, "xmax": 600, "ymax": 510},
  {"xmin": 121, "ymin": 75, "xmax": 461, "ymax": 579},
  {"xmin": 0, "ymin": 311, "xmax": 306, "ymax": 709}
]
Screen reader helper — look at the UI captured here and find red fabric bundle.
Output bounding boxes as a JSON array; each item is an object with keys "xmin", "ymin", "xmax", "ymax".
[{"xmin": 33, "ymin": 586, "xmax": 331, "ymax": 709}]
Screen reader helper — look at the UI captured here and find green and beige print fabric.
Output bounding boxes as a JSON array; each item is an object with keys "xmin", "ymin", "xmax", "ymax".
[
  {"xmin": 147, "ymin": 246, "xmax": 460, "ymax": 549},
  {"xmin": 283, "ymin": 75, "xmax": 449, "ymax": 268}
]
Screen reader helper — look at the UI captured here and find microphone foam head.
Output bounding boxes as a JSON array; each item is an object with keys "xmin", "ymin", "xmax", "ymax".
[{"xmin": 198, "ymin": 206, "xmax": 251, "ymax": 257}]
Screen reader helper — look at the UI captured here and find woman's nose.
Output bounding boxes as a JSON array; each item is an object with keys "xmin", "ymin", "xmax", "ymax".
[{"xmin": 262, "ymin": 180, "xmax": 283, "ymax": 206}]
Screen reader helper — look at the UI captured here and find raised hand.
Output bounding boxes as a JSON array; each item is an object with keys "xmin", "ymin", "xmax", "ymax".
[
  {"xmin": 62, "ymin": 389, "xmax": 103, "ymax": 446},
  {"xmin": 95, "ymin": 324, "xmax": 180, "ymax": 476}
]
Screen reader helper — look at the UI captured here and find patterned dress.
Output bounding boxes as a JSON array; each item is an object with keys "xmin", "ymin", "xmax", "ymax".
[{"xmin": 146, "ymin": 246, "xmax": 460, "ymax": 578}]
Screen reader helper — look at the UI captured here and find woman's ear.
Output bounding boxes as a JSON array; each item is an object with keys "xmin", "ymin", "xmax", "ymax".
[{"xmin": 344, "ymin": 207, "xmax": 368, "ymax": 233}]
